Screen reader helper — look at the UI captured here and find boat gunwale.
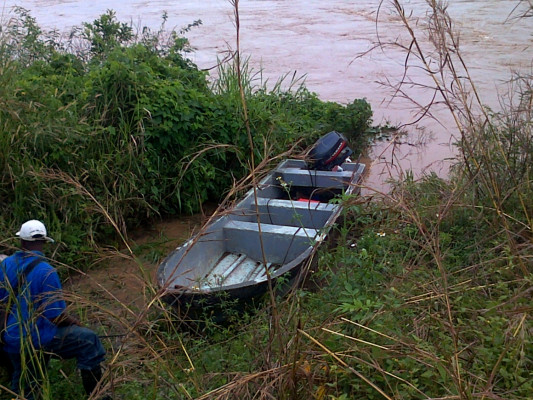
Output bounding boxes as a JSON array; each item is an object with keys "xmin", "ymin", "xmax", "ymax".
[{"xmin": 157, "ymin": 159, "xmax": 365, "ymax": 296}]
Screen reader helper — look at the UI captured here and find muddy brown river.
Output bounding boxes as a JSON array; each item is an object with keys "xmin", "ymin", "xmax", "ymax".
[{"xmin": 2, "ymin": 0, "xmax": 531, "ymax": 192}]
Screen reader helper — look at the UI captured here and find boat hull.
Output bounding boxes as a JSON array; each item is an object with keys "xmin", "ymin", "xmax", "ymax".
[{"xmin": 157, "ymin": 158, "xmax": 365, "ymax": 318}]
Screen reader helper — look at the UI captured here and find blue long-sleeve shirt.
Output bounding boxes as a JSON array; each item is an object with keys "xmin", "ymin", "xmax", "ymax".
[{"xmin": 0, "ymin": 251, "xmax": 66, "ymax": 353}]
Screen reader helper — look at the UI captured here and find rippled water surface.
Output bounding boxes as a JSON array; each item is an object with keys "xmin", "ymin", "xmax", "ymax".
[{"xmin": 2, "ymin": 0, "xmax": 531, "ymax": 191}]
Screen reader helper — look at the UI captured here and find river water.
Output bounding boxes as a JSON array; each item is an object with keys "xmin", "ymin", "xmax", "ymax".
[{"xmin": 2, "ymin": 0, "xmax": 531, "ymax": 192}]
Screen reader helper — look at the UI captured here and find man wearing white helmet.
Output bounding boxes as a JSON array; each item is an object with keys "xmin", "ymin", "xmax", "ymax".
[{"xmin": 0, "ymin": 220, "xmax": 110, "ymax": 399}]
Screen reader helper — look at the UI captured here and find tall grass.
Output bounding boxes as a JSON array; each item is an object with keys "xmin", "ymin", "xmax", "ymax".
[
  {"xmin": 136, "ymin": 0, "xmax": 530, "ymax": 398},
  {"xmin": 94, "ymin": 1, "xmax": 529, "ymax": 399},
  {"xmin": 266, "ymin": 1, "xmax": 532, "ymax": 399},
  {"xmin": 6, "ymin": 1, "xmax": 530, "ymax": 399},
  {"xmin": 0, "ymin": 6, "xmax": 373, "ymax": 399},
  {"xmin": 0, "ymin": 7, "xmax": 371, "ymax": 270}
]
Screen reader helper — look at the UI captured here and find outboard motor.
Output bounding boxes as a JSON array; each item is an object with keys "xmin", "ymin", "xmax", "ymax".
[{"xmin": 308, "ymin": 131, "xmax": 353, "ymax": 171}]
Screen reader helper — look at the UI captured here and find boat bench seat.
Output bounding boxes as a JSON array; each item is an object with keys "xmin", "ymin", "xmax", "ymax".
[
  {"xmin": 252, "ymin": 198, "xmax": 337, "ymax": 228},
  {"xmin": 224, "ymin": 220, "xmax": 318, "ymax": 237},
  {"xmin": 274, "ymin": 167, "xmax": 353, "ymax": 189},
  {"xmin": 223, "ymin": 220, "xmax": 318, "ymax": 264},
  {"xmin": 254, "ymin": 197, "xmax": 337, "ymax": 211}
]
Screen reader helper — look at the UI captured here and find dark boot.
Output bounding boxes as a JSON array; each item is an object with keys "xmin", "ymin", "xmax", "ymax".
[{"xmin": 80, "ymin": 366, "xmax": 111, "ymax": 399}]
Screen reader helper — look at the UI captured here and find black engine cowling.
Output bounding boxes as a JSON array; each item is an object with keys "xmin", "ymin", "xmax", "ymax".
[{"xmin": 308, "ymin": 131, "xmax": 353, "ymax": 171}]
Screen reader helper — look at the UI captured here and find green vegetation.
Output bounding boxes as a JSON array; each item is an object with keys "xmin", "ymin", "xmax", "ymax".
[
  {"xmin": 1, "ymin": 2, "xmax": 531, "ymax": 400},
  {"xmin": 0, "ymin": 9, "xmax": 372, "ymax": 267}
]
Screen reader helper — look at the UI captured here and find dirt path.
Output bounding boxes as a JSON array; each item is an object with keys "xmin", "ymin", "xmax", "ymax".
[{"xmin": 65, "ymin": 211, "xmax": 212, "ymax": 316}]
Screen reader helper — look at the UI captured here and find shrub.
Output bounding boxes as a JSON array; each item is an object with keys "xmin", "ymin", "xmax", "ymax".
[{"xmin": 0, "ymin": 10, "xmax": 372, "ymax": 269}]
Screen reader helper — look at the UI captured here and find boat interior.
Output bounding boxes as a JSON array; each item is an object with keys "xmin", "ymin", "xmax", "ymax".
[{"xmin": 160, "ymin": 160, "xmax": 364, "ymax": 292}]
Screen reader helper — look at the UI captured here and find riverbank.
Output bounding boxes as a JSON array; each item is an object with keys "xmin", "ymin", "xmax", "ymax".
[
  {"xmin": 0, "ymin": 3, "xmax": 531, "ymax": 399},
  {"xmin": 2, "ymin": 0, "xmax": 531, "ymax": 191}
]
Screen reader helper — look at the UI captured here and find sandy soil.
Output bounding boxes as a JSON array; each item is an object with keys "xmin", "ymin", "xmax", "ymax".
[{"xmin": 66, "ymin": 211, "xmax": 212, "ymax": 313}]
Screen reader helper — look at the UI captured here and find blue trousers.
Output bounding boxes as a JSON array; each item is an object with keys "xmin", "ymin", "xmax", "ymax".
[{"xmin": 8, "ymin": 325, "xmax": 106, "ymax": 397}]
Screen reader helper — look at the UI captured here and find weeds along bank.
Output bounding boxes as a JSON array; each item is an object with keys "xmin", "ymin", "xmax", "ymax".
[
  {"xmin": 0, "ymin": 9, "xmax": 371, "ymax": 267},
  {"xmin": 131, "ymin": 2, "xmax": 531, "ymax": 399},
  {"xmin": 0, "ymin": 5, "xmax": 531, "ymax": 400},
  {"xmin": 128, "ymin": 76, "xmax": 531, "ymax": 399}
]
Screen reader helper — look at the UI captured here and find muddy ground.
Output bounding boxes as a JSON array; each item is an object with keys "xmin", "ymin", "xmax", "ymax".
[{"xmin": 65, "ymin": 212, "xmax": 210, "ymax": 317}]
